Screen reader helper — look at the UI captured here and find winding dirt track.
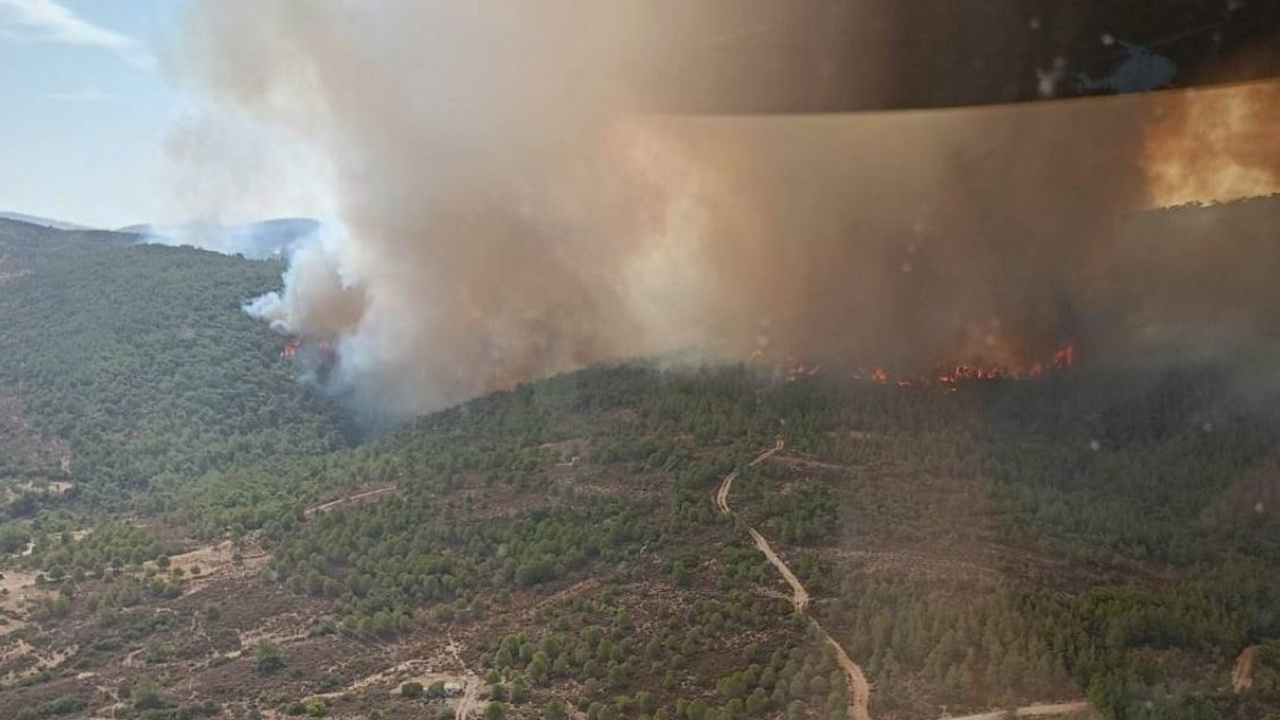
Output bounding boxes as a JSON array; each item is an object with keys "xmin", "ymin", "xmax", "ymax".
[
  {"xmin": 714, "ymin": 439, "xmax": 872, "ymax": 720},
  {"xmin": 717, "ymin": 440, "xmax": 1095, "ymax": 720}
]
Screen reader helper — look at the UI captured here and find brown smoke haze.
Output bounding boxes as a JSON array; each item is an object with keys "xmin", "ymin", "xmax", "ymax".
[
  {"xmin": 1143, "ymin": 81, "xmax": 1280, "ymax": 208},
  {"xmin": 178, "ymin": 2, "xmax": 1280, "ymax": 421}
]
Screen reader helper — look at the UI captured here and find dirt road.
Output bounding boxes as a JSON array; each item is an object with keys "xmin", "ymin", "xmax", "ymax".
[
  {"xmin": 715, "ymin": 439, "xmax": 784, "ymax": 514},
  {"xmin": 305, "ymin": 485, "xmax": 397, "ymax": 516},
  {"xmin": 937, "ymin": 701, "xmax": 1091, "ymax": 720},
  {"xmin": 456, "ymin": 675, "xmax": 481, "ymax": 720},
  {"xmin": 744, "ymin": 527, "xmax": 810, "ymax": 612},
  {"xmin": 447, "ymin": 633, "xmax": 483, "ymax": 720},
  {"xmin": 714, "ymin": 439, "xmax": 871, "ymax": 720},
  {"xmin": 817, "ymin": 624, "xmax": 872, "ymax": 720},
  {"xmin": 1233, "ymin": 645, "xmax": 1259, "ymax": 693}
]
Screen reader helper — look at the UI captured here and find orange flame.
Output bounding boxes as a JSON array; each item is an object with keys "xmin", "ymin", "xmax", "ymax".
[
  {"xmin": 280, "ymin": 336, "xmax": 336, "ymax": 360},
  {"xmin": 1143, "ymin": 81, "xmax": 1280, "ymax": 208},
  {"xmin": 851, "ymin": 342, "xmax": 1076, "ymax": 390},
  {"xmin": 785, "ymin": 361, "xmax": 822, "ymax": 383},
  {"xmin": 280, "ymin": 337, "xmax": 302, "ymax": 359}
]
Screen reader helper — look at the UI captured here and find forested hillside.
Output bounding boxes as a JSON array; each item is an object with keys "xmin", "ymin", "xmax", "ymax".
[
  {"xmin": 0, "ymin": 216, "xmax": 1278, "ymax": 719},
  {"xmin": 0, "ymin": 218, "xmax": 349, "ymax": 512},
  {"xmin": 254, "ymin": 364, "xmax": 1280, "ymax": 719}
]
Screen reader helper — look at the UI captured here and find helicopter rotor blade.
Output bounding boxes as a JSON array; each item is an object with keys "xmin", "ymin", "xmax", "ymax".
[{"xmin": 1147, "ymin": 20, "xmax": 1227, "ymax": 49}]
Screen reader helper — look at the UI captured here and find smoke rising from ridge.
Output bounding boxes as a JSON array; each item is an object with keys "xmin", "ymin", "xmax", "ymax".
[{"xmin": 178, "ymin": 2, "xmax": 1280, "ymax": 422}]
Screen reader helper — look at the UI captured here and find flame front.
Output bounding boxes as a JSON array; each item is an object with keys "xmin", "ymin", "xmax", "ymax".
[
  {"xmin": 843, "ymin": 342, "xmax": 1076, "ymax": 390},
  {"xmin": 1143, "ymin": 81, "xmax": 1280, "ymax": 208}
]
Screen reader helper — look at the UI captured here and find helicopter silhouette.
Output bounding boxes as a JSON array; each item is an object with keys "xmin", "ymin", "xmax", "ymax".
[
  {"xmin": 1072, "ymin": 22, "xmax": 1222, "ymax": 95},
  {"xmin": 1074, "ymin": 40, "xmax": 1178, "ymax": 94}
]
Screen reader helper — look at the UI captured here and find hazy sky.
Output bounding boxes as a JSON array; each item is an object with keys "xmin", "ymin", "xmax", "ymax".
[{"xmin": 0, "ymin": 1, "xmax": 193, "ymax": 228}]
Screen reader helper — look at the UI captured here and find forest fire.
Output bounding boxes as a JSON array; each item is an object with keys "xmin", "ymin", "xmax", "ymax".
[
  {"xmin": 850, "ymin": 342, "xmax": 1077, "ymax": 390},
  {"xmin": 280, "ymin": 337, "xmax": 301, "ymax": 359},
  {"xmin": 773, "ymin": 341, "xmax": 1078, "ymax": 389},
  {"xmin": 1142, "ymin": 81, "xmax": 1280, "ymax": 208},
  {"xmin": 280, "ymin": 336, "xmax": 336, "ymax": 361},
  {"xmin": 785, "ymin": 361, "xmax": 822, "ymax": 383}
]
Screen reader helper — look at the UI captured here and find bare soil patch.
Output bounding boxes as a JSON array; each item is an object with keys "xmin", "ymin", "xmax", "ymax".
[
  {"xmin": 1233, "ymin": 645, "xmax": 1259, "ymax": 693},
  {"xmin": 0, "ymin": 568, "xmax": 53, "ymax": 626}
]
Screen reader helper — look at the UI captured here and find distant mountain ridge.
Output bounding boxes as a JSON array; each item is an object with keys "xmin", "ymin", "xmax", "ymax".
[
  {"xmin": 125, "ymin": 218, "xmax": 322, "ymax": 259},
  {"xmin": 0, "ymin": 213, "xmax": 323, "ymax": 259},
  {"xmin": 0, "ymin": 212, "xmax": 92, "ymax": 231}
]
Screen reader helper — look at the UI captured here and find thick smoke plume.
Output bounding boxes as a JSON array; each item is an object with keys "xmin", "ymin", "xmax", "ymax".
[{"xmin": 178, "ymin": 2, "xmax": 1280, "ymax": 422}]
